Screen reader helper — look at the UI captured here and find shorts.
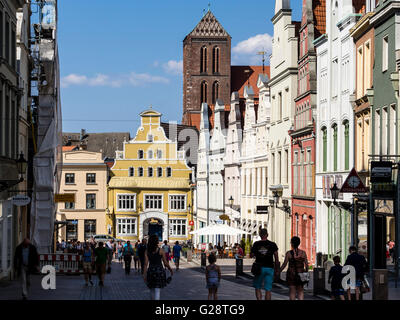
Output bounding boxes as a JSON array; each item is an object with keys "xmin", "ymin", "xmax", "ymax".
[
  {"xmin": 83, "ymin": 262, "xmax": 92, "ymax": 271},
  {"xmin": 356, "ymin": 279, "xmax": 363, "ymax": 288},
  {"xmin": 331, "ymin": 289, "xmax": 345, "ymax": 296},
  {"xmin": 253, "ymin": 267, "xmax": 274, "ymax": 291},
  {"xmin": 96, "ymin": 263, "xmax": 106, "ymax": 275}
]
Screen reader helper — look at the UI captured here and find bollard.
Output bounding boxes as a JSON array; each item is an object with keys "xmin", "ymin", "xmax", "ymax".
[
  {"xmin": 235, "ymin": 258, "xmax": 243, "ymax": 277},
  {"xmin": 187, "ymin": 250, "xmax": 193, "ymax": 262},
  {"xmin": 373, "ymin": 269, "xmax": 388, "ymax": 300},
  {"xmin": 313, "ymin": 267, "xmax": 326, "ymax": 295},
  {"xmin": 201, "ymin": 252, "xmax": 207, "ymax": 269}
]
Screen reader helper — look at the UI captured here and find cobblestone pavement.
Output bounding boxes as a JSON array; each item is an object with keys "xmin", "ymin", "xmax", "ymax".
[{"xmin": 0, "ymin": 259, "xmax": 291, "ymax": 300}]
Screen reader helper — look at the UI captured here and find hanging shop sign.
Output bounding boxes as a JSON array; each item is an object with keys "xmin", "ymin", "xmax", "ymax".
[
  {"xmin": 340, "ymin": 168, "xmax": 368, "ymax": 193},
  {"xmin": 12, "ymin": 195, "xmax": 31, "ymax": 206},
  {"xmin": 256, "ymin": 206, "xmax": 269, "ymax": 214},
  {"xmin": 54, "ymin": 194, "xmax": 75, "ymax": 203}
]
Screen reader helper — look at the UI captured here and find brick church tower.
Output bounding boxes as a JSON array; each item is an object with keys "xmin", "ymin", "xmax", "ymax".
[{"xmin": 182, "ymin": 10, "xmax": 231, "ymax": 129}]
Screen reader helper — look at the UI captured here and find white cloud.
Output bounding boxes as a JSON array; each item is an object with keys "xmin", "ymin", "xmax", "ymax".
[
  {"xmin": 232, "ymin": 33, "xmax": 273, "ymax": 65},
  {"xmin": 61, "ymin": 72, "xmax": 169, "ymax": 88},
  {"xmin": 162, "ymin": 60, "xmax": 183, "ymax": 75}
]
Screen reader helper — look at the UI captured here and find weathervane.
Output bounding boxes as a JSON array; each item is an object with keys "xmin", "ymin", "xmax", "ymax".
[
  {"xmin": 257, "ymin": 49, "xmax": 266, "ymax": 75},
  {"xmin": 203, "ymin": 2, "xmax": 211, "ymax": 16}
]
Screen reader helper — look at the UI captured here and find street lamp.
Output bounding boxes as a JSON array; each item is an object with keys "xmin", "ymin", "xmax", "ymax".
[
  {"xmin": 0, "ymin": 152, "xmax": 28, "ymax": 192},
  {"xmin": 330, "ymin": 183, "xmax": 340, "ymax": 205},
  {"xmin": 229, "ymin": 195, "xmax": 234, "ymax": 208},
  {"xmin": 17, "ymin": 152, "xmax": 28, "ymax": 178}
]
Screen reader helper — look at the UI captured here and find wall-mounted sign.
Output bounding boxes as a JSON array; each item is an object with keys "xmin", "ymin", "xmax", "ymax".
[
  {"xmin": 150, "ymin": 218, "xmax": 162, "ymax": 225},
  {"xmin": 12, "ymin": 195, "xmax": 31, "ymax": 206},
  {"xmin": 189, "ymin": 220, "xmax": 194, "ymax": 226},
  {"xmin": 340, "ymin": 168, "xmax": 368, "ymax": 193},
  {"xmin": 371, "ymin": 161, "xmax": 392, "ymax": 183},
  {"xmin": 256, "ymin": 206, "xmax": 269, "ymax": 214},
  {"xmin": 54, "ymin": 194, "xmax": 75, "ymax": 203}
]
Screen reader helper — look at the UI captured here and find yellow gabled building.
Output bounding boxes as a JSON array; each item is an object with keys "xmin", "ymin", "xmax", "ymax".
[{"xmin": 107, "ymin": 108, "xmax": 193, "ymax": 242}]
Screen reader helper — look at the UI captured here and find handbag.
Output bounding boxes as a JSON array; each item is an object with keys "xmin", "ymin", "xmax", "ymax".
[
  {"xmin": 291, "ymin": 250, "xmax": 309, "ymax": 285},
  {"xmin": 360, "ymin": 276, "xmax": 370, "ymax": 294},
  {"xmin": 251, "ymin": 262, "xmax": 262, "ymax": 276}
]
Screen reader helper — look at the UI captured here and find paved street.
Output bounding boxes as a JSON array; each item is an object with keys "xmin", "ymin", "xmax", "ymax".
[{"xmin": 0, "ymin": 259, "xmax": 292, "ymax": 300}]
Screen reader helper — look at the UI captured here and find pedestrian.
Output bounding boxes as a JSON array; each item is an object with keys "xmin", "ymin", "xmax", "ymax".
[
  {"xmin": 205, "ymin": 254, "xmax": 221, "ymax": 300},
  {"xmin": 117, "ymin": 242, "xmax": 123, "ymax": 263},
  {"xmin": 106, "ymin": 240, "xmax": 113, "ymax": 273},
  {"xmin": 143, "ymin": 234, "xmax": 173, "ymax": 300},
  {"xmin": 328, "ymin": 256, "xmax": 345, "ymax": 300},
  {"xmin": 122, "ymin": 241, "xmax": 134, "ymax": 275},
  {"xmin": 138, "ymin": 238, "xmax": 147, "ymax": 274},
  {"xmin": 250, "ymin": 228, "xmax": 279, "ymax": 300},
  {"xmin": 344, "ymin": 245, "xmax": 368, "ymax": 300},
  {"xmin": 173, "ymin": 241, "xmax": 182, "ymax": 271},
  {"xmin": 134, "ymin": 242, "xmax": 140, "ymax": 273},
  {"xmin": 82, "ymin": 244, "xmax": 94, "ymax": 286},
  {"xmin": 13, "ymin": 238, "xmax": 39, "ymax": 300},
  {"xmin": 389, "ymin": 240, "xmax": 395, "ymax": 263},
  {"xmin": 162, "ymin": 240, "xmax": 172, "ymax": 262},
  {"xmin": 279, "ymin": 236, "xmax": 309, "ymax": 300},
  {"xmin": 94, "ymin": 242, "xmax": 108, "ymax": 286}
]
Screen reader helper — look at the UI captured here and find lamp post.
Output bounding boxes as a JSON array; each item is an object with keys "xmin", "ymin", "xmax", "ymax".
[
  {"xmin": 0, "ymin": 152, "xmax": 28, "ymax": 192},
  {"xmin": 330, "ymin": 183, "xmax": 340, "ymax": 206}
]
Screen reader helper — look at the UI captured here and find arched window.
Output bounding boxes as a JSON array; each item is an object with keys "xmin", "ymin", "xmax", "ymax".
[
  {"xmin": 200, "ymin": 46, "xmax": 207, "ymax": 73},
  {"xmin": 148, "ymin": 150, "xmax": 153, "ymax": 159},
  {"xmin": 201, "ymin": 81, "xmax": 208, "ymax": 104},
  {"xmin": 332, "ymin": 124, "xmax": 338, "ymax": 171},
  {"xmin": 343, "ymin": 120, "xmax": 350, "ymax": 170},
  {"xmin": 322, "ymin": 127, "xmax": 327, "ymax": 172},
  {"xmin": 213, "ymin": 46, "xmax": 220, "ymax": 73},
  {"xmin": 212, "ymin": 81, "xmax": 219, "ymax": 104}
]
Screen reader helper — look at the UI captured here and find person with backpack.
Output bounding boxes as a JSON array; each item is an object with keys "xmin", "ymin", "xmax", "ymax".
[
  {"xmin": 279, "ymin": 236, "xmax": 309, "ymax": 300},
  {"xmin": 344, "ymin": 246, "xmax": 369, "ymax": 300},
  {"xmin": 250, "ymin": 228, "xmax": 279, "ymax": 300},
  {"xmin": 82, "ymin": 243, "xmax": 94, "ymax": 286},
  {"xmin": 328, "ymin": 256, "xmax": 345, "ymax": 300},
  {"xmin": 122, "ymin": 241, "xmax": 134, "ymax": 275}
]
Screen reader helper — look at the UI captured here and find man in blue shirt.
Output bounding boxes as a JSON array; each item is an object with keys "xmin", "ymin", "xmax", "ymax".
[{"xmin": 173, "ymin": 241, "xmax": 182, "ymax": 271}]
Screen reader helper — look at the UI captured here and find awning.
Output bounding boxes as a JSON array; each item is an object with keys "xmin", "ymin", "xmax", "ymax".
[{"xmin": 190, "ymin": 224, "xmax": 250, "ymax": 236}]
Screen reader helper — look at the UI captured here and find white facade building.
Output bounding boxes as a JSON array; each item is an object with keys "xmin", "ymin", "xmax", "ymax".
[
  {"xmin": 315, "ymin": 0, "xmax": 360, "ymax": 263},
  {"xmin": 240, "ymin": 77, "xmax": 271, "ymax": 243},
  {"xmin": 267, "ymin": 0, "xmax": 299, "ymax": 259}
]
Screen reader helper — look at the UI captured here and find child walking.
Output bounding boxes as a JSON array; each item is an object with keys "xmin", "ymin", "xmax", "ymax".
[
  {"xmin": 328, "ymin": 256, "xmax": 345, "ymax": 300},
  {"xmin": 205, "ymin": 254, "xmax": 221, "ymax": 300}
]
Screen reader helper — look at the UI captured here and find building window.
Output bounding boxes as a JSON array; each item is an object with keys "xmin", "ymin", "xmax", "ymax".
[
  {"xmin": 145, "ymin": 195, "xmax": 163, "ymax": 210},
  {"xmin": 212, "ymin": 81, "xmax": 219, "ymax": 104},
  {"xmin": 86, "ymin": 173, "xmax": 96, "ymax": 184},
  {"xmin": 294, "ymin": 151, "xmax": 298, "ymax": 195},
  {"xmin": 277, "ymin": 151, "xmax": 282, "ymax": 183},
  {"xmin": 148, "ymin": 150, "xmax": 153, "ymax": 159},
  {"xmin": 382, "ymin": 107, "xmax": 388, "ymax": 155},
  {"xmin": 200, "ymin": 46, "xmax": 207, "ymax": 73},
  {"xmin": 322, "ymin": 127, "xmax": 327, "ymax": 172},
  {"xmin": 344, "ymin": 121, "xmax": 349, "ymax": 170},
  {"xmin": 169, "ymin": 219, "xmax": 187, "ymax": 237},
  {"xmin": 86, "ymin": 194, "xmax": 96, "ymax": 209},
  {"xmin": 117, "ymin": 218, "xmax": 137, "ymax": 236},
  {"xmin": 11, "ymin": 26, "xmax": 15, "ymax": 69},
  {"xmin": 157, "ymin": 149, "xmax": 162, "ymax": 159},
  {"xmin": 201, "ymin": 81, "xmax": 207, "ymax": 104},
  {"xmin": 65, "ymin": 201, "xmax": 74, "ymax": 210},
  {"xmin": 117, "ymin": 194, "xmax": 136, "ymax": 211},
  {"xmin": 382, "ymin": 36, "xmax": 388, "ymax": 72},
  {"xmin": 375, "ymin": 109, "xmax": 381, "ymax": 155},
  {"xmin": 332, "ymin": 59, "xmax": 338, "ymax": 97},
  {"xmin": 66, "ymin": 220, "xmax": 78, "ymax": 241},
  {"xmin": 65, "ymin": 173, "xmax": 75, "ymax": 184},
  {"xmin": 333, "ymin": 124, "xmax": 338, "ymax": 171},
  {"xmin": 5, "ymin": 18, "xmax": 9, "ymax": 63},
  {"xmin": 138, "ymin": 167, "xmax": 144, "ymax": 177},
  {"xmin": 166, "ymin": 167, "xmax": 172, "ymax": 177},
  {"xmin": 84, "ymin": 220, "xmax": 96, "ymax": 240},
  {"xmin": 169, "ymin": 195, "xmax": 186, "ymax": 211},
  {"xmin": 307, "ymin": 149, "xmax": 312, "ymax": 196},
  {"xmin": 129, "ymin": 167, "xmax": 134, "ymax": 177},
  {"xmin": 138, "ymin": 150, "xmax": 144, "ymax": 159},
  {"xmin": 157, "ymin": 167, "xmax": 163, "ymax": 177},
  {"xmin": 148, "ymin": 167, "xmax": 153, "ymax": 177},
  {"xmin": 213, "ymin": 46, "xmax": 220, "ymax": 73},
  {"xmin": 278, "ymin": 92, "xmax": 282, "ymax": 121}
]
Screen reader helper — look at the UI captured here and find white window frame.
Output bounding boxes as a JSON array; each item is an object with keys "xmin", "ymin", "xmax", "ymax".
[
  {"xmin": 148, "ymin": 150, "xmax": 153, "ymax": 159},
  {"xmin": 166, "ymin": 167, "xmax": 172, "ymax": 177},
  {"xmin": 168, "ymin": 194, "xmax": 187, "ymax": 212},
  {"xmin": 144, "ymin": 194, "xmax": 163, "ymax": 210},
  {"xmin": 157, "ymin": 149, "xmax": 162, "ymax": 159},
  {"xmin": 169, "ymin": 218, "xmax": 187, "ymax": 237},
  {"xmin": 157, "ymin": 167, "xmax": 163, "ymax": 177},
  {"xmin": 129, "ymin": 167, "xmax": 134, "ymax": 177},
  {"xmin": 138, "ymin": 150, "xmax": 144, "ymax": 159},
  {"xmin": 117, "ymin": 193, "xmax": 136, "ymax": 211},
  {"xmin": 116, "ymin": 217, "xmax": 137, "ymax": 236},
  {"xmin": 148, "ymin": 167, "xmax": 154, "ymax": 177},
  {"xmin": 147, "ymin": 134, "xmax": 153, "ymax": 142},
  {"xmin": 382, "ymin": 35, "xmax": 388, "ymax": 72}
]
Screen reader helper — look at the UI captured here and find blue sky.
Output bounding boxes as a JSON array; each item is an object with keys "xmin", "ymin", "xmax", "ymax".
[{"xmin": 59, "ymin": 0, "xmax": 302, "ymax": 135}]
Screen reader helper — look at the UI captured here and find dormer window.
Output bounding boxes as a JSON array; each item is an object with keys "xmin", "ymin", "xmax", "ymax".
[
  {"xmin": 157, "ymin": 149, "xmax": 162, "ymax": 159},
  {"xmin": 148, "ymin": 150, "xmax": 153, "ymax": 159},
  {"xmin": 147, "ymin": 134, "xmax": 153, "ymax": 142},
  {"xmin": 138, "ymin": 150, "xmax": 144, "ymax": 159}
]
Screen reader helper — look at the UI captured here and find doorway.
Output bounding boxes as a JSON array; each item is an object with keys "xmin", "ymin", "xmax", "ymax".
[{"xmin": 148, "ymin": 221, "xmax": 163, "ymax": 241}]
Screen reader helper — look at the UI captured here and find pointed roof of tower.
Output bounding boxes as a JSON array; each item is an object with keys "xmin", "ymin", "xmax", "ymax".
[{"xmin": 188, "ymin": 11, "xmax": 230, "ymax": 38}]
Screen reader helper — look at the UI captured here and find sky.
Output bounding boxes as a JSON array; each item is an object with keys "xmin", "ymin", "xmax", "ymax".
[{"xmin": 58, "ymin": 0, "xmax": 302, "ymax": 136}]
